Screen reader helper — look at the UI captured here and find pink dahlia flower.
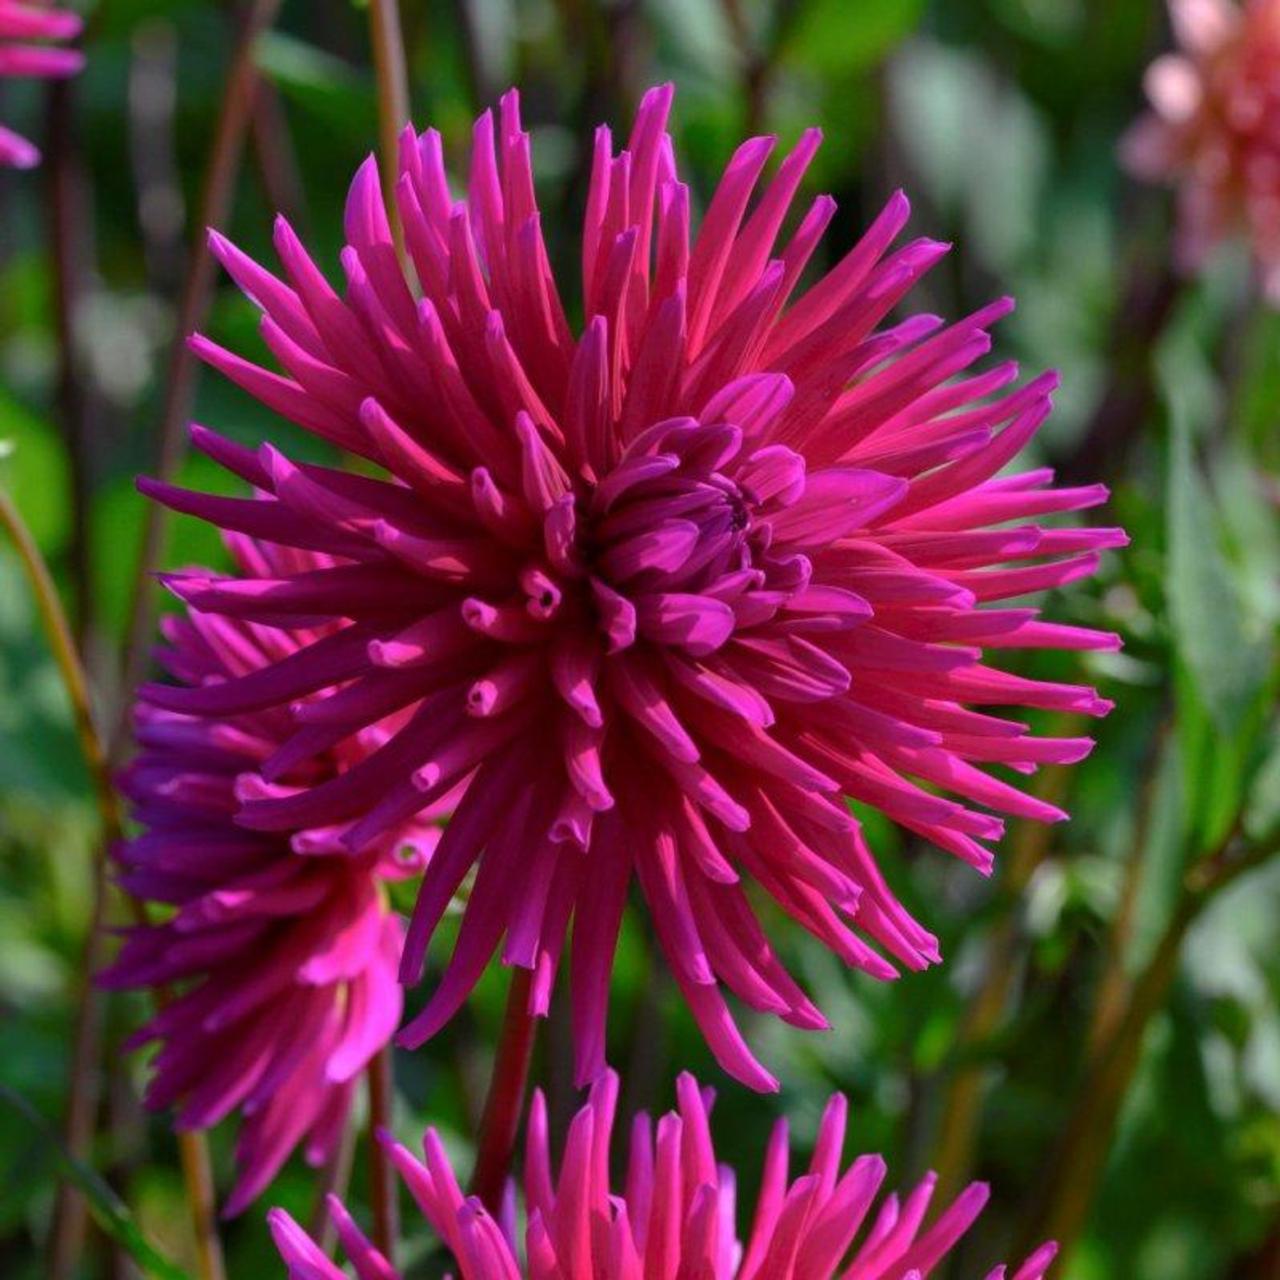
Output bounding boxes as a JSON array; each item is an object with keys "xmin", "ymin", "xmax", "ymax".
[
  {"xmin": 1123, "ymin": 0, "xmax": 1280, "ymax": 298},
  {"xmin": 269, "ymin": 1070, "xmax": 1058, "ymax": 1279},
  {"xmin": 101, "ymin": 538, "xmax": 440, "ymax": 1215},
  {"xmin": 144, "ymin": 86, "xmax": 1123, "ymax": 1091},
  {"xmin": 0, "ymin": 1, "xmax": 84, "ymax": 169}
]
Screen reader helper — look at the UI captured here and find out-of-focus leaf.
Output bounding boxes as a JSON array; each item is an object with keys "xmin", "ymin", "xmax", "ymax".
[
  {"xmin": 1214, "ymin": 444, "xmax": 1280, "ymax": 625},
  {"xmin": 255, "ymin": 30, "xmax": 377, "ymax": 135},
  {"xmin": 0, "ymin": 389, "xmax": 70, "ymax": 554},
  {"xmin": 889, "ymin": 41, "xmax": 1050, "ymax": 273},
  {"xmin": 1245, "ymin": 728, "xmax": 1280, "ymax": 842},
  {"xmin": 784, "ymin": 0, "xmax": 926, "ymax": 76},
  {"xmin": 1128, "ymin": 741, "xmax": 1187, "ymax": 973},
  {"xmin": 0, "ymin": 1085, "xmax": 192, "ymax": 1280},
  {"xmin": 1162, "ymin": 368, "xmax": 1271, "ymax": 736}
]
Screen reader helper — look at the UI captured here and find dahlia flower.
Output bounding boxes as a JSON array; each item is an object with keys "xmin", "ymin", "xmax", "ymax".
[
  {"xmin": 144, "ymin": 86, "xmax": 1122, "ymax": 1091},
  {"xmin": 0, "ymin": 1, "xmax": 84, "ymax": 169},
  {"xmin": 269, "ymin": 1069, "xmax": 1058, "ymax": 1279},
  {"xmin": 101, "ymin": 538, "xmax": 440, "ymax": 1215},
  {"xmin": 1123, "ymin": 0, "xmax": 1280, "ymax": 298}
]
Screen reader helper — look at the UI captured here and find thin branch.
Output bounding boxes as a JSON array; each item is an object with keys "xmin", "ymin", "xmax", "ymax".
[
  {"xmin": 368, "ymin": 0, "xmax": 410, "ymax": 248},
  {"xmin": 176, "ymin": 1131, "xmax": 224, "ymax": 1280},
  {"xmin": 1019, "ymin": 825, "xmax": 1280, "ymax": 1263},
  {"xmin": 308, "ymin": 1112, "xmax": 357, "ymax": 1256},
  {"xmin": 114, "ymin": 0, "xmax": 284, "ymax": 754},
  {"xmin": 45, "ymin": 75, "xmax": 95, "ymax": 648},
  {"xmin": 930, "ymin": 726, "xmax": 1082, "ymax": 1202},
  {"xmin": 469, "ymin": 968, "xmax": 538, "ymax": 1212},
  {"xmin": 1085, "ymin": 719, "xmax": 1171, "ymax": 1058},
  {"xmin": 251, "ymin": 80, "xmax": 308, "ymax": 231},
  {"xmin": 0, "ymin": 488, "xmax": 225, "ymax": 1280},
  {"xmin": 366, "ymin": 1045, "xmax": 399, "ymax": 1264}
]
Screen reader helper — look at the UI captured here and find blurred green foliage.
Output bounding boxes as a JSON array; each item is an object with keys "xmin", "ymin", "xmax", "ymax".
[{"xmin": 0, "ymin": 1, "xmax": 1276, "ymax": 1278}]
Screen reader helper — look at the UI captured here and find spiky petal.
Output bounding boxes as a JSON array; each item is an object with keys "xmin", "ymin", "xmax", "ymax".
[
  {"xmin": 145, "ymin": 86, "xmax": 1122, "ymax": 1090},
  {"xmin": 0, "ymin": 1, "xmax": 84, "ymax": 168},
  {"xmin": 270, "ymin": 1069, "xmax": 1058, "ymax": 1280},
  {"xmin": 101, "ymin": 539, "xmax": 440, "ymax": 1215}
]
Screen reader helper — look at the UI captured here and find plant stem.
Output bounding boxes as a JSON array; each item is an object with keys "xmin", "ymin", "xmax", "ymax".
[
  {"xmin": 308, "ymin": 1112, "xmax": 356, "ymax": 1255},
  {"xmin": 470, "ymin": 968, "xmax": 538, "ymax": 1212},
  {"xmin": 114, "ymin": 0, "xmax": 283, "ymax": 754},
  {"xmin": 0, "ymin": 489, "xmax": 226, "ymax": 1280},
  {"xmin": 177, "ymin": 1130, "xmax": 224, "ymax": 1280},
  {"xmin": 367, "ymin": 1046, "xmax": 398, "ymax": 1264},
  {"xmin": 1084, "ymin": 720, "xmax": 1171, "ymax": 1059},
  {"xmin": 367, "ymin": 0, "xmax": 410, "ymax": 247},
  {"xmin": 930, "ymin": 728, "xmax": 1081, "ymax": 1202},
  {"xmin": 0, "ymin": 489, "xmax": 120, "ymax": 859},
  {"xmin": 1020, "ymin": 828, "xmax": 1279, "ymax": 1263},
  {"xmin": 45, "ymin": 75, "xmax": 95, "ymax": 648}
]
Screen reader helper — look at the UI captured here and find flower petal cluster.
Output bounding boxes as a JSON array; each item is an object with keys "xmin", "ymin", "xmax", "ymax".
[
  {"xmin": 144, "ymin": 85, "xmax": 1122, "ymax": 1091},
  {"xmin": 270, "ymin": 1069, "xmax": 1058, "ymax": 1280},
  {"xmin": 0, "ymin": 1, "xmax": 84, "ymax": 168},
  {"xmin": 1124, "ymin": 0, "xmax": 1280, "ymax": 297},
  {"xmin": 101, "ymin": 539, "xmax": 439, "ymax": 1214}
]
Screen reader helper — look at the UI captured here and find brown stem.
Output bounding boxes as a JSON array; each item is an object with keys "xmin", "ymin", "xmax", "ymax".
[
  {"xmin": 45, "ymin": 75, "xmax": 95, "ymax": 648},
  {"xmin": 368, "ymin": 0, "xmax": 410, "ymax": 249},
  {"xmin": 1084, "ymin": 720, "xmax": 1171, "ymax": 1059},
  {"xmin": 308, "ymin": 1111, "xmax": 356, "ymax": 1255},
  {"xmin": 469, "ymin": 968, "xmax": 538, "ymax": 1212},
  {"xmin": 176, "ymin": 1131, "xmax": 224, "ymax": 1280},
  {"xmin": 367, "ymin": 1046, "xmax": 399, "ymax": 1263},
  {"xmin": 113, "ymin": 0, "xmax": 284, "ymax": 754},
  {"xmin": 1019, "ymin": 828, "xmax": 1279, "ymax": 1263},
  {"xmin": 0, "ymin": 489, "xmax": 225, "ymax": 1280},
  {"xmin": 46, "ymin": 845, "xmax": 111, "ymax": 1280},
  {"xmin": 251, "ymin": 80, "xmax": 308, "ymax": 231},
  {"xmin": 930, "ymin": 725, "xmax": 1082, "ymax": 1202}
]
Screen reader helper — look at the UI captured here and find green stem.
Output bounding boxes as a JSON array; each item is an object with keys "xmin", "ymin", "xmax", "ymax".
[
  {"xmin": 930, "ymin": 722, "xmax": 1082, "ymax": 1203},
  {"xmin": 1019, "ymin": 827, "xmax": 1279, "ymax": 1263},
  {"xmin": 0, "ymin": 488, "xmax": 225, "ymax": 1280}
]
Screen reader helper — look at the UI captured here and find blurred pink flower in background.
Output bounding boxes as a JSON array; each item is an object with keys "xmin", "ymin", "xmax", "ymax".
[
  {"xmin": 143, "ymin": 86, "xmax": 1123, "ymax": 1092},
  {"xmin": 270, "ymin": 1069, "xmax": 1058, "ymax": 1279},
  {"xmin": 0, "ymin": 0, "xmax": 84, "ymax": 168},
  {"xmin": 1124, "ymin": 0, "xmax": 1280, "ymax": 298},
  {"xmin": 100, "ymin": 539, "xmax": 441, "ymax": 1215}
]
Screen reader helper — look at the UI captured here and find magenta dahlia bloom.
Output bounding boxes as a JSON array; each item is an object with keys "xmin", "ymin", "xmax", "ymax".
[
  {"xmin": 101, "ymin": 538, "xmax": 440, "ymax": 1215},
  {"xmin": 269, "ymin": 1069, "xmax": 1058, "ymax": 1279},
  {"xmin": 0, "ymin": 1, "xmax": 83, "ymax": 168},
  {"xmin": 1123, "ymin": 0, "xmax": 1280, "ymax": 298},
  {"xmin": 144, "ymin": 86, "xmax": 1123, "ymax": 1091}
]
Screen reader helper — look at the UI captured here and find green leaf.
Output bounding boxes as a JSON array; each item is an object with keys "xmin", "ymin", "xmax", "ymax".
[
  {"xmin": 1162, "ymin": 366, "xmax": 1271, "ymax": 736},
  {"xmin": 255, "ymin": 30, "xmax": 378, "ymax": 136},
  {"xmin": 0, "ymin": 1085, "xmax": 193, "ymax": 1280},
  {"xmin": 783, "ymin": 0, "xmax": 927, "ymax": 77},
  {"xmin": 0, "ymin": 389, "xmax": 71, "ymax": 555}
]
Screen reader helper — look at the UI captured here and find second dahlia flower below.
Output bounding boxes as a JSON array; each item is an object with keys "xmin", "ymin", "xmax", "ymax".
[
  {"xmin": 0, "ymin": 1, "xmax": 84, "ymax": 168},
  {"xmin": 146, "ymin": 85, "xmax": 1123, "ymax": 1090},
  {"xmin": 270, "ymin": 1070, "xmax": 1057, "ymax": 1280},
  {"xmin": 101, "ymin": 538, "xmax": 440, "ymax": 1214}
]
